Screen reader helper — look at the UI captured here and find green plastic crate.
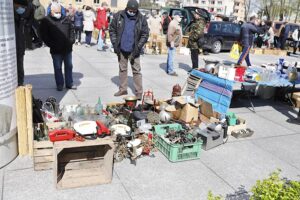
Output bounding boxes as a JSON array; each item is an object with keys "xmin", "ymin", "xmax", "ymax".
[{"xmin": 153, "ymin": 124, "xmax": 203, "ymax": 162}]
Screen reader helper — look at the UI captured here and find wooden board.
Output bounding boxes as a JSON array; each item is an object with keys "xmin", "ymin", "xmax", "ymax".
[
  {"xmin": 33, "ymin": 140, "xmax": 54, "ymax": 171},
  {"xmin": 25, "ymin": 85, "xmax": 33, "ymax": 156},
  {"xmin": 54, "ymin": 138, "xmax": 114, "ymax": 189},
  {"xmin": 15, "ymin": 86, "xmax": 28, "ymax": 155}
]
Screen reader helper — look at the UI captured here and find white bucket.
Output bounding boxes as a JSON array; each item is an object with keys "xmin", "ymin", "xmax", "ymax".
[{"xmin": 0, "ymin": 128, "xmax": 18, "ymax": 168}]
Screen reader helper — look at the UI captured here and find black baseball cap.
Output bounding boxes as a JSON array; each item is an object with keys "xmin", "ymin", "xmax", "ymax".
[{"xmin": 126, "ymin": 0, "xmax": 139, "ymax": 10}]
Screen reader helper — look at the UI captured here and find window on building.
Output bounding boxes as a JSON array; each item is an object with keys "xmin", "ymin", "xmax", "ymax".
[
  {"xmin": 217, "ymin": 8, "xmax": 222, "ymax": 12},
  {"xmin": 194, "ymin": 0, "xmax": 199, "ymax": 3},
  {"xmin": 94, "ymin": 0, "xmax": 100, "ymax": 4},
  {"xmin": 234, "ymin": 9, "xmax": 239, "ymax": 13},
  {"xmin": 201, "ymin": 0, "xmax": 206, "ymax": 4},
  {"xmin": 211, "ymin": 8, "xmax": 214, "ymax": 12},
  {"xmin": 111, "ymin": 0, "xmax": 117, "ymax": 7},
  {"xmin": 211, "ymin": 1, "xmax": 215, "ymax": 4},
  {"xmin": 235, "ymin": 2, "xmax": 240, "ymax": 6},
  {"xmin": 75, "ymin": 0, "xmax": 82, "ymax": 2},
  {"xmin": 218, "ymin": 1, "xmax": 222, "ymax": 5}
]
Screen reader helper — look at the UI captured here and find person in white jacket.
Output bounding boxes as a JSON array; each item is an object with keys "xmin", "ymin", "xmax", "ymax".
[
  {"xmin": 83, "ymin": 6, "xmax": 96, "ymax": 47},
  {"xmin": 292, "ymin": 27, "xmax": 300, "ymax": 54}
]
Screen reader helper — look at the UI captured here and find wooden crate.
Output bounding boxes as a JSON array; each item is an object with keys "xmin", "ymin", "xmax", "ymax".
[
  {"xmin": 54, "ymin": 138, "xmax": 114, "ymax": 189},
  {"xmin": 33, "ymin": 140, "xmax": 54, "ymax": 171}
]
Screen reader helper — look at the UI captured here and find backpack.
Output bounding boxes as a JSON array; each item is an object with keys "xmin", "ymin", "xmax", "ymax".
[{"xmin": 162, "ymin": 16, "xmax": 171, "ymax": 34}]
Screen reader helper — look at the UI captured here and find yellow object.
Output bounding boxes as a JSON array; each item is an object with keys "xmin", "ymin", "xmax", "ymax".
[{"xmin": 230, "ymin": 43, "xmax": 241, "ymax": 60}]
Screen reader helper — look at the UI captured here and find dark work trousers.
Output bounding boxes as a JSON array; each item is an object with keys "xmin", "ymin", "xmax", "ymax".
[
  {"xmin": 17, "ymin": 52, "xmax": 25, "ymax": 86},
  {"xmin": 51, "ymin": 52, "xmax": 73, "ymax": 88},
  {"xmin": 85, "ymin": 31, "xmax": 92, "ymax": 45},
  {"xmin": 118, "ymin": 52, "xmax": 143, "ymax": 96},
  {"xmin": 237, "ymin": 46, "xmax": 251, "ymax": 67},
  {"xmin": 25, "ymin": 25, "xmax": 33, "ymax": 49},
  {"xmin": 75, "ymin": 27, "xmax": 82, "ymax": 43},
  {"xmin": 190, "ymin": 49, "xmax": 199, "ymax": 69}
]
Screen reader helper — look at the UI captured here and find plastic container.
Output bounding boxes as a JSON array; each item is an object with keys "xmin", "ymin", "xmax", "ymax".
[
  {"xmin": 153, "ymin": 124, "xmax": 202, "ymax": 162},
  {"xmin": 235, "ymin": 67, "xmax": 246, "ymax": 82},
  {"xmin": 226, "ymin": 112, "xmax": 237, "ymax": 126}
]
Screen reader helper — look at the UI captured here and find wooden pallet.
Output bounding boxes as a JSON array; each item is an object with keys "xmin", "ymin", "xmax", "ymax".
[
  {"xmin": 33, "ymin": 140, "xmax": 54, "ymax": 171},
  {"xmin": 54, "ymin": 138, "xmax": 114, "ymax": 189}
]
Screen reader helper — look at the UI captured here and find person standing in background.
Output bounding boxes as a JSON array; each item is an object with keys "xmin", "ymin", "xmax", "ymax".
[
  {"xmin": 237, "ymin": 13, "xmax": 263, "ymax": 67},
  {"xmin": 14, "ymin": 0, "xmax": 28, "ymax": 86},
  {"xmin": 74, "ymin": 7, "xmax": 84, "ymax": 45},
  {"xmin": 83, "ymin": 6, "xmax": 95, "ymax": 47},
  {"xmin": 292, "ymin": 26, "xmax": 300, "ymax": 54},
  {"xmin": 66, "ymin": 3, "xmax": 76, "ymax": 22},
  {"xmin": 40, "ymin": 3, "xmax": 76, "ymax": 91},
  {"xmin": 95, "ymin": 2, "xmax": 109, "ymax": 51},
  {"xmin": 47, "ymin": 0, "xmax": 66, "ymax": 16},
  {"xmin": 109, "ymin": 0, "xmax": 149, "ymax": 100},
  {"xmin": 32, "ymin": 0, "xmax": 45, "ymax": 47},
  {"xmin": 148, "ymin": 10, "xmax": 161, "ymax": 35},
  {"xmin": 24, "ymin": 0, "xmax": 34, "ymax": 50},
  {"xmin": 187, "ymin": 9, "xmax": 206, "ymax": 70},
  {"xmin": 280, "ymin": 22, "xmax": 290, "ymax": 50},
  {"xmin": 166, "ymin": 13, "xmax": 182, "ymax": 76}
]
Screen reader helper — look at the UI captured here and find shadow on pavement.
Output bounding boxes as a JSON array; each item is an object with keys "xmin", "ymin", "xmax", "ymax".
[
  {"xmin": 225, "ymin": 186, "xmax": 250, "ymax": 200},
  {"xmin": 111, "ymin": 76, "xmax": 135, "ymax": 94},
  {"xmin": 178, "ymin": 62, "xmax": 192, "ymax": 72},
  {"xmin": 159, "ymin": 63, "xmax": 167, "ymax": 73},
  {"xmin": 25, "ymin": 72, "xmax": 83, "ymax": 103}
]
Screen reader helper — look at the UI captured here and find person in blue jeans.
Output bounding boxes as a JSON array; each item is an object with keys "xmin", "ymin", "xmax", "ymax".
[
  {"xmin": 40, "ymin": 3, "xmax": 76, "ymax": 91},
  {"xmin": 237, "ymin": 13, "xmax": 263, "ymax": 67},
  {"xmin": 166, "ymin": 13, "xmax": 182, "ymax": 76}
]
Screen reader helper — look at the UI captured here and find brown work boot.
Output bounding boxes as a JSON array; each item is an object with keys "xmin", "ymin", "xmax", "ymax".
[{"xmin": 114, "ymin": 90, "xmax": 128, "ymax": 97}]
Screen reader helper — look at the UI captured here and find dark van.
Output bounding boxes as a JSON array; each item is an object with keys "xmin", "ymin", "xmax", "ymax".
[{"xmin": 202, "ymin": 21, "xmax": 241, "ymax": 53}]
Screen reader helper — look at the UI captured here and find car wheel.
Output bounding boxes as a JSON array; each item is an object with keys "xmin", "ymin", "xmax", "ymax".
[{"xmin": 212, "ymin": 40, "xmax": 222, "ymax": 53}]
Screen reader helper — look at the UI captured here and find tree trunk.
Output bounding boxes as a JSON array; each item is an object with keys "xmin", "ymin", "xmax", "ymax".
[{"xmin": 295, "ymin": 0, "xmax": 300, "ymax": 22}]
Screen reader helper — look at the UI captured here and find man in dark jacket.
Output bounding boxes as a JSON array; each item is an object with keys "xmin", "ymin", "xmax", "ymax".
[
  {"xmin": 40, "ymin": 3, "xmax": 76, "ymax": 91},
  {"xmin": 187, "ymin": 9, "xmax": 206, "ymax": 70},
  {"xmin": 14, "ymin": 0, "xmax": 28, "ymax": 86},
  {"xmin": 237, "ymin": 13, "xmax": 263, "ymax": 67},
  {"xmin": 109, "ymin": 0, "xmax": 149, "ymax": 100}
]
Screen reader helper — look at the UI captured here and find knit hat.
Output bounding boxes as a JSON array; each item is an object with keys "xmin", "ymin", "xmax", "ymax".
[
  {"xmin": 126, "ymin": 0, "xmax": 139, "ymax": 10},
  {"xmin": 13, "ymin": 0, "xmax": 28, "ymax": 6}
]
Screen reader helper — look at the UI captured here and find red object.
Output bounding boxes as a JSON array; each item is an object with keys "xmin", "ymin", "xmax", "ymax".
[
  {"xmin": 94, "ymin": 7, "xmax": 108, "ymax": 38},
  {"xmin": 235, "ymin": 67, "xmax": 246, "ymax": 82},
  {"xmin": 96, "ymin": 121, "xmax": 110, "ymax": 137},
  {"xmin": 49, "ymin": 129, "xmax": 76, "ymax": 142}
]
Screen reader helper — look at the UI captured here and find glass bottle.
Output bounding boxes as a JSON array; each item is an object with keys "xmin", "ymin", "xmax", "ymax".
[{"xmin": 95, "ymin": 97, "xmax": 103, "ymax": 115}]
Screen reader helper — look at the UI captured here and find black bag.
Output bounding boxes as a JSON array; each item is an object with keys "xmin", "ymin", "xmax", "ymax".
[{"xmin": 32, "ymin": 96, "xmax": 44, "ymax": 123}]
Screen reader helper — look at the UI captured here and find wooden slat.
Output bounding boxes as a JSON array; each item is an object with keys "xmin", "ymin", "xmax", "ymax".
[
  {"xmin": 15, "ymin": 87, "xmax": 28, "ymax": 155},
  {"xmin": 34, "ymin": 155, "xmax": 54, "ymax": 163},
  {"xmin": 54, "ymin": 138, "xmax": 114, "ymax": 149},
  {"xmin": 33, "ymin": 140, "xmax": 53, "ymax": 149},
  {"xmin": 58, "ymin": 150, "xmax": 106, "ymax": 163},
  {"xmin": 58, "ymin": 172, "xmax": 110, "ymax": 189},
  {"xmin": 34, "ymin": 162, "xmax": 53, "ymax": 171},
  {"xmin": 58, "ymin": 159, "xmax": 104, "ymax": 170},
  {"xmin": 34, "ymin": 148, "xmax": 53, "ymax": 157},
  {"xmin": 25, "ymin": 85, "xmax": 33, "ymax": 156}
]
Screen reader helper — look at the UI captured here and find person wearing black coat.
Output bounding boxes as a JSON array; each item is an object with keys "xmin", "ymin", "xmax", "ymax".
[
  {"xmin": 74, "ymin": 8, "xmax": 84, "ymax": 45},
  {"xmin": 14, "ymin": 0, "xmax": 28, "ymax": 86},
  {"xmin": 40, "ymin": 3, "xmax": 76, "ymax": 91},
  {"xmin": 237, "ymin": 14, "xmax": 264, "ymax": 67},
  {"xmin": 109, "ymin": 0, "xmax": 149, "ymax": 99}
]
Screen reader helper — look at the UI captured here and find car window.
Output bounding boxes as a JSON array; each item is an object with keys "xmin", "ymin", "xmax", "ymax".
[
  {"xmin": 181, "ymin": 10, "xmax": 189, "ymax": 28},
  {"xmin": 172, "ymin": 10, "xmax": 182, "ymax": 17},
  {"xmin": 221, "ymin": 23, "xmax": 232, "ymax": 33},
  {"xmin": 209, "ymin": 23, "xmax": 221, "ymax": 33},
  {"xmin": 232, "ymin": 24, "xmax": 241, "ymax": 34}
]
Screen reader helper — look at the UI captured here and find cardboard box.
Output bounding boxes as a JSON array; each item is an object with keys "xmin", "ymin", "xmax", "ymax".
[{"xmin": 172, "ymin": 96, "xmax": 199, "ymax": 123}]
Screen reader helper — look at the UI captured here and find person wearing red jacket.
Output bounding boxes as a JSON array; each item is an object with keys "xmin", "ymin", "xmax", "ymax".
[{"xmin": 95, "ymin": 2, "xmax": 108, "ymax": 51}]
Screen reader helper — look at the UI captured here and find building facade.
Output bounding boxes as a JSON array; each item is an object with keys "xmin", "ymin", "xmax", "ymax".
[
  {"xmin": 232, "ymin": 0, "xmax": 245, "ymax": 21},
  {"xmin": 181, "ymin": 0, "xmax": 234, "ymax": 16}
]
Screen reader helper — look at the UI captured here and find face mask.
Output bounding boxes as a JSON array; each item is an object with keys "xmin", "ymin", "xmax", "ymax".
[
  {"xmin": 16, "ymin": 7, "xmax": 26, "ymax": 15},
  {"xmin": 127, "ymin": 10, "xmax": 136, "ymax": 17},
  {"xmin": 53, "ymin": 13, "xmax": 61, "ymax": 19}
]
